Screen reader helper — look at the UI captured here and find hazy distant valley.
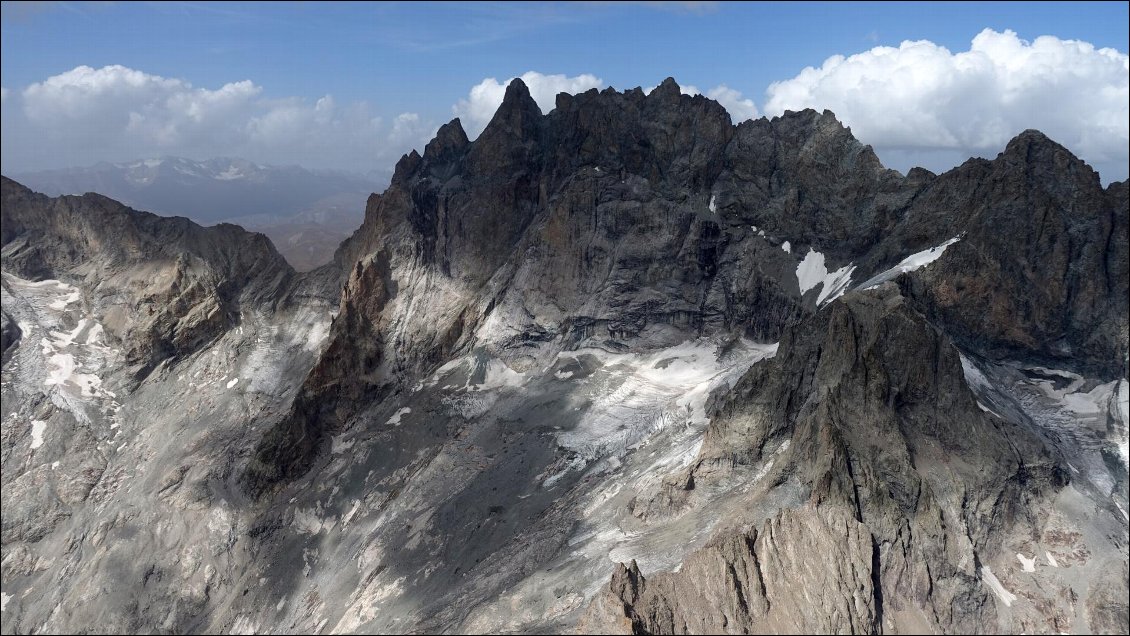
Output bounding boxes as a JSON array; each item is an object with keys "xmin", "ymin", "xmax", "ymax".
[{"xmin": 14, "ymin": 158, "xmax": 380, "ymax": 272}]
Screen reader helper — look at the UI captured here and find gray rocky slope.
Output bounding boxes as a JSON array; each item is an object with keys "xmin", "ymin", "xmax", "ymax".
[
  {"xmin": 14, "ymin": 157, "xmax": 379, "ymax": 272},
  {"xmin": 1, "ymin": 77, "xmax": 1127, "ymax": 634}
]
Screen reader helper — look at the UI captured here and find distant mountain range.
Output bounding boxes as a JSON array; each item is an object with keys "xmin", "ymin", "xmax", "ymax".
[{"xmin": 12, "ymin": 157, "xmax": 382, "ymax": 271}]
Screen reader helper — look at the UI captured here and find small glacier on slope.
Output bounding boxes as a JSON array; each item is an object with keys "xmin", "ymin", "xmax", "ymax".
[{"xmin": 858, "ymin": 236, "xmax": 961, "ymax": 290}]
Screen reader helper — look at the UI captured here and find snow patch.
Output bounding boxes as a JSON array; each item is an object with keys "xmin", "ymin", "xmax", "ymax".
[
  {"xmin": 859, "ymin": 236, "xmax": 961, "ymax": 290},
  {"xmin": 215, "ymin": 165, "xmax": 247, "ymax": 181},
  {"xmin": 29, "ymin": 420, "xmax": 47, "ymax": 450},
  {"xmin": 18, "ymin": 290, "xmax": 118, "ymax": 407},
  {"xmin": 387, "ymin": 407, "xmax": 411, "ymax": 426},
  {"xmin": 542, "ymin": 455, "xmax": 588, "ymax": 489},
  {"xmin": 796, "ymin": 249, "xmax": 826, "ymax": 294},
  {"xmin": 476, "ymin": 359, "xmax": 526, "ymax": 390},
  {"xmin": 795, "ymin": 248, "xmax": 854, "ymax": 306},
  {"xmin": 1045, "ymin": 551, "xmax": 1059, "ymax": 567},
  {"xmin": 752, "ymin": 457, "xmax": 777, "ymax": 483},
  {"xmin": 0, "ymin": 592, "xmax": 10, "ymax": 613},
  {"xmin": 46, "ymin": 282, "xmax": 81, "ymax": 311},
  {"xmin": 331, "ymin": 436, "xmax": 355, "ymax": 454},
  {"xmin": 293, "ymin": 508, "xmax": 325, "ymax": 535},
  {"xmin": 1115, "ymin": 379, "xmax": 1129, "ymax": 470},
  {"xmin": 226, "ymin": 377, "xmax": 239, "ymax": 389},
  {"xmin": 1016, "ymin": 553, "xmax": 1036, "ymax": 572},
  {"xmin": 708, "ymin": 195, "xmax": 716, "ymax": 213},
  {"xmin": 305, "ymin": 318, "xmax": 331, "ymax": 353},
  {"xmin": 1060, "ymin": 383, "xmax": 1112, "ymax": 415},
  {"xmin": 341, "ymin": 500, "xmax": 362, "ymax": 528},
  {"xmin": 817, "ymin": 264, "xmax": 855, "ymax": 305},
  {"xmin": 557, "ymin": 339, "xmax": 778, "ymax": 462},
  {"xmin": 174, "ymin": 163, "xmax": 204, "ymax": 177},
  {"xmin": 781, "ymin": 241, "xmax": 791, "ymax": 254},
  {"xmin": 1022, "ymin": 369, "xmax": 1127, "ymax": 471},
  {"xmin": 981, "ymin": 566, "xmax": 1016, "ymax": 606},
  {"xmin": 960, "ymin": 354, "xmax": 992, "ymax": 394},
  {"xmin": 976, "ymin": 401, "xmax": 1002, "ymax": 418},
  {"xmin": 230, "ymin": 615, "xmax": 258, "ymax": 635}
]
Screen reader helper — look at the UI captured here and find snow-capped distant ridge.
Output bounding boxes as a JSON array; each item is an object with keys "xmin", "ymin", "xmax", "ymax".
[
  {"xmin": 20, "ymin": 156, "xmax": 375, "ymax": 186},
  {"xmin": 118, "ymin": 156, "xmax": 267, "ymax": 183}
]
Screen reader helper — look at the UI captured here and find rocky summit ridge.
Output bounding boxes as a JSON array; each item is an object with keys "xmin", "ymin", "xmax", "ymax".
[{"xmin": 1, "ymin": 77, "xmax": 1127, "ymax": 634}]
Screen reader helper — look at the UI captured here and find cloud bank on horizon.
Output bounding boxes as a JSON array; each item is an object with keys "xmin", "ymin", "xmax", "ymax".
[
  {"xmin": 2, "ymin": 29, "xmax": 1126, "ymax": 182},
  {"xmin": 1, "ymin": 64, "xmax": 435, "ymax": 178}
]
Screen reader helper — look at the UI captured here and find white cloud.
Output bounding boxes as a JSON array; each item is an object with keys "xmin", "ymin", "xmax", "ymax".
[
  {"xmin": 3, "ymin": 64, "xmax": 434, "ymax": 176},
  {"xmin": 453, "ymin": 71, "xmax": 604, "ymax": 136},
  {"xmin": 457, "ymin": 74, "xmax": 753, "ymax": 136},
  {"xmin": 764, "ymin": 29, "xmax": 1129, "ymax": 180},
  {"xmin": 0, "ymin": 87, "xmax": 9, "ymax": 103},
  {"xmin": 706, "ymin": 85, "xmax": 759, "ymax": 122},
  {"xmin": 388, "ymin": 112, "xmax": 434, "ymax": 148},
  {"xmin": 642, "ymin": 82, "xmax": 760, "ymax": 123}
]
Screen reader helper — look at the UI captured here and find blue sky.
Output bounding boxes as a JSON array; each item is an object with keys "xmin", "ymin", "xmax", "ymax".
[{"xmin": 2, "ymin": 1, "xmax": 1128, "ymax": 181}]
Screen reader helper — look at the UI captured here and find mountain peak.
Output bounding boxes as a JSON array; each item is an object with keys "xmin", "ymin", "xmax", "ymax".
[
  {"xmin": 503, "ymin": 76, "xmax": 532, "ymax": 103},
  {"xmin": 474, "ymin": 77, "xmax": 544, "ymax": 147},
  {"xmin": 649, "ymin": 76, "xmax": 683, "ymax": 100},
  {"xmin": 423, "ymin": 118, "xmax": 469, "ymax": 161},
  {"xmin": 494, "ymin": 76, "xmax": 541, "ymax": 119},
  {"xmin": 998, "ymin": 128, "xmax": 1099, "ymax": 184},
  {"xmin": 392, "ymin": 149, "xmax": 422, "ymax": 183},
  {"xmin": 1003, "ymin": 128, "xmax": 1060, "ymax": 154}
]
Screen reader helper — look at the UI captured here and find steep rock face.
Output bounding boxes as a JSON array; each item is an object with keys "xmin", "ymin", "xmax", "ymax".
[
  {"xmin": 245, "ymin": 79, "xmax": 813, "ymax": 494},
  {"xmin": 581, "ymin": 505, "xmax": 876, "ymax": 635},
  {"xmin": 244, "ymin": 80, "xmax": 918, "ymax": 495},
  {"xmin": 254, "ymin": 77, "xmax": 1127, "ymax": 504},
  {"xmin": 1, "ymin": 179, "xmax": 335, "ymax": 634},
  {"xmin": 895, "ymin": 132, "xmax": 1129, "ymax": 378},
  {"xmin": 1, "ymin": 176, "xmax": 296, "ymax": 378},
  {"xmin": 717, "ymin": 107, "xmax": 910, "ymax": 262},
  {"xmin": 588, "ymin": 285, "xmax": 1068, "ymax": 633},
  {"xmin": 0, "ymin": 308, "xmax": 19, "ymax": 363}
]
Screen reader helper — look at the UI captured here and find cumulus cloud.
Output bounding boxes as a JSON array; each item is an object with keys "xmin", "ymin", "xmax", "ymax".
[
  {"xmin": 642, "ymin": 81, "xmax": 759, "ymax": 122},
  {"xmin": 453, "ymin": 71, "xmax": 604, "ymax": 136},
  {"xmin": 2, "ymin": 64, "xmax": 433, "ymax": 176},
  {"xmin": 706, "ymin": 85, "xmax": 759, "ymax": 122},
  {"xmin": 459, "ymin": 74, "xmax": 755, "ymax": 133},
  {"xmin": 764, "ymin": 29, "xmax": 1129, "ymax": 181}
]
